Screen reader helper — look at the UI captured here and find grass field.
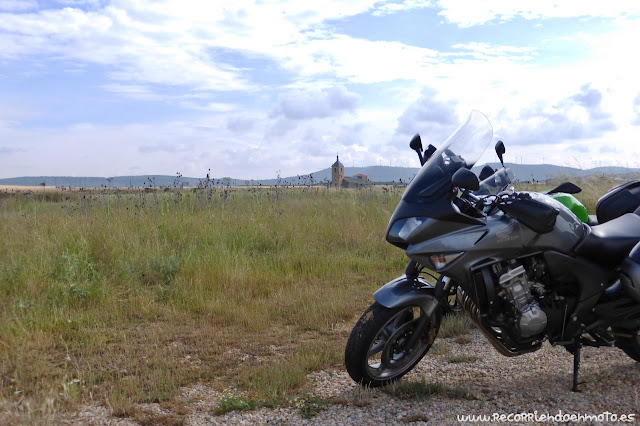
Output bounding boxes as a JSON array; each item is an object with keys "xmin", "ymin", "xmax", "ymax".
[{"xmin": 0, "ymin": 177, "xmax": 622, "ymax": 422}]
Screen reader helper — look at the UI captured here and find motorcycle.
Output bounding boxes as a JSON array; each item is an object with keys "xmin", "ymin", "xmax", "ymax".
[{"xmin": 344, "ymin": 111, "xmax": 640, "ymax": 391}]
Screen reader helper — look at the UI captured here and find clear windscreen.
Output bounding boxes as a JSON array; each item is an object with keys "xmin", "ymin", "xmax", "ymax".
[
  {"xmin": 475, "ymin": 167, "xmax": 515, "ymax": 196},
  {"xmin": 403, "ymin": 110, "xmax": 493, "ymax": 202},
  {"xmin": 437, "ymin": 110, "xmax": 494, "ymax": 168}
]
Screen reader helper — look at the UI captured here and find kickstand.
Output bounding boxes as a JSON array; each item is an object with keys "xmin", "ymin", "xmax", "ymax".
[{"xmin": 571, "ymin": 343, "xmax": 583, "ymax": 392}]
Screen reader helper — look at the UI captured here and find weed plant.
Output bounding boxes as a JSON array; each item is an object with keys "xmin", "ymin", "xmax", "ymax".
[
  {"xmin": 216, "ymin": 390, "xmax": 257, "ymax": 414},
  {"xmin": 294, "ymin": 394, "xmax": 327, "ymax": 419}
]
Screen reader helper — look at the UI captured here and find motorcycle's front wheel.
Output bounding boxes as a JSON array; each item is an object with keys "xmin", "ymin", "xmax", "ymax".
[{"xmin": 345, "ymin": 301, "xmax": 442, "ymax": 387}]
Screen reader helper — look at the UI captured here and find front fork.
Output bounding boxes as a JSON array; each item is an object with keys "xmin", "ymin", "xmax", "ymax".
[
  {"xmin": 402, "ymin": 260, "xmax": 454, "ymax": 350},
  {"xmin": 404, "ymin": 260, "xmax": 454, "ymax": 316}
]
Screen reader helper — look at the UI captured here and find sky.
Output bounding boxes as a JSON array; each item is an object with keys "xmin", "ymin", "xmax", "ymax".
[{"xmin": 2, "ymin": 0, "xmax": 640, "ymax": 179}]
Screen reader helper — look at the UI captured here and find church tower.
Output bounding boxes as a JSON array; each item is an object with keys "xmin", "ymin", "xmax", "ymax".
[{"xmin": 331, "ymin": 155, "xmax": 344, "ymax": 187}]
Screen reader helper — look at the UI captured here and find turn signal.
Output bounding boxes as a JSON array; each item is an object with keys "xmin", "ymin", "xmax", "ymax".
[{"xmin": 430, "ymin": 252, "xmax": 463, "ymax": 270}]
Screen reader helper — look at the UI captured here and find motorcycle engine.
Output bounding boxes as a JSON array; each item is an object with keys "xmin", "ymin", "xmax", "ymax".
[{"xmin": 498, "ymin": 265, "xmax": 547, "ymax": 337}]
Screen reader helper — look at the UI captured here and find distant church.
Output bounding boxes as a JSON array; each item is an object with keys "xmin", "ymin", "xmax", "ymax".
[{"xmin": 331, "ymin": 155, "xmax": 370, "ymax": 188}]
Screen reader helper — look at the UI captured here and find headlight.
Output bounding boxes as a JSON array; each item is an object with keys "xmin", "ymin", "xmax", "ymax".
[{"xmin": 387, "ymin": 217, "xmax": 427, "ymax": 244}]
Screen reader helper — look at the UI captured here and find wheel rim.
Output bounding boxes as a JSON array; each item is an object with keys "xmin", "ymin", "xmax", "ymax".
[{"xmin": 365, "ymin": 306, "xmax": 436, "ymax": 380}]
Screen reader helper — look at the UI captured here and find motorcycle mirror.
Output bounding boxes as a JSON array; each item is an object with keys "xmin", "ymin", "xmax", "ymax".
[
  {"xmin": 409, "ymin": 134, "xmax": 425, "ymax": 165},
  {"xmin": 547, "ymin": 181, "xmax": 582, "ymax": 195},
  {"xmin": 479, "ymin": 165, "xmax": 495, "ymax": 181},
  {"xmin": 452, "ymin": 168, "xmax": 480, "ymax": 191},
  {"xmin": 495, "ymin": 140, "xmax": 505, "ymax": 167},
  {"xmin": 409, "ymin": 133, "xmax": 423, "ymax": 152}
]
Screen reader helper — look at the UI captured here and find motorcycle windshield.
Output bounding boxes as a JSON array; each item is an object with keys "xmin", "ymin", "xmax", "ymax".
[
  {"xmin": 475, "ymin": 167, "xmax": 515, "ymax": 196},
  {"xmin": 403, "ymin": 110, "xmax": 493, "ymax": 203}
]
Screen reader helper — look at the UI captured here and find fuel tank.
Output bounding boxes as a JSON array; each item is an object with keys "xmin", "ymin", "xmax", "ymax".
[
  {"xmin": 406, "ymin": 191, "xmax": 586, "ymax": 281},
  {"xmin": 522, "ymin": 191, "xmax": 587, "ymax": 247}
]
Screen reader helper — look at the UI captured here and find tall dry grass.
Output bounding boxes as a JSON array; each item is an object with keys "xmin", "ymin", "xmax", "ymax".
[{"xmin": 0, "ymin": 185, "xmax": 407, "ymax": 420}]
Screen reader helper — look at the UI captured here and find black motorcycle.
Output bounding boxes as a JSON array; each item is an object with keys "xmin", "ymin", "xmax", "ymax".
[{"xmin": 345, "ymin": 111, "xmax": 640, "ymax": 391}]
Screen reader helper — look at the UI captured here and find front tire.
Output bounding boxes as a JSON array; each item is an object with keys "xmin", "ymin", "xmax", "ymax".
[{"xmin": 345, "ymin": 302, "xmax": 442, "ymax": 387}]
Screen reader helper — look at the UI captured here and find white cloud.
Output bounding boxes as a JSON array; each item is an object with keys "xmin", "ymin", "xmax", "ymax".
[
  {"xmin": 101, "ymin": 83, "xmax": 163, "ymax": 101},
  {"xmin": 0, "ymin": 103, "xmax": 405, "ymax": 179},
  {"xmin": 271, "ymin": 85, "xmax": 359, "ymax": 121},
  {"xmin": 437, "ymin": 0, "xmax": 640, "ymax": 27},
  {"xmin": 2, "ymin": 1, "xmax": 640, "ymax": 178},
  {"xmin": 55, "ymin": 0, "xmax": 103, "ymax": 6},
  {"xmin": 450, "ymin": 43, "xmax": 536, "ymax": 61},
  {"xmin": 633, "ymin": 94, "xmax": 640, "ymax": 125},
  {"xmin": 0, "ymin": 1, "xmax": 445, "ymax": 93},
  {"xmin": 0, "ymin": 5, "xmax": 250, "ymax": 90},
  {"xmin": 372, "ymin": 0, "xmax": 432, "ymax": 17},
  {"xmin": 286, "ymin": 35, "xmax": 440, "ymax": 83},
  {"xmin": 395, "ymin": 87, "xmax": 458, "ymax": 137},
  {"xmin": 0, "ymin": 119, "xmax": 260, "ymax": 177}
]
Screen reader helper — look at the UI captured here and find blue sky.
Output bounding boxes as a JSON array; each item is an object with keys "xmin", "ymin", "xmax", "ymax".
[{"xmin": 2, "ymin": 0, "xmax": 640, "ymax": 179}]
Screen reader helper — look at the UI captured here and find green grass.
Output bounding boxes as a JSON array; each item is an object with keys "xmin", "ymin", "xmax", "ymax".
[
  {"xmin": 438, "ymin": 313, "xmax": 474, "ymax": 338},
  {"xmin": 386, "ymin": 377, "xmax": 474, "ymax": 400},
  {"xmin": 0, "ymin": 186, "xmax": 407, "ymax": 419},
  {"xmin": 0, "ymin": 177, "xmax": 613, "ymax": 421},
  {"xmin": 429, "ymin": 342, "xmax": 452, "ymax": 356}
]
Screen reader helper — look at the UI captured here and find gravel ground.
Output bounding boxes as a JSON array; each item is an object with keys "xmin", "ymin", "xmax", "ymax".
[{"xmin": 62, "ymin": 329, "xmax": 640, "ymax": 425}]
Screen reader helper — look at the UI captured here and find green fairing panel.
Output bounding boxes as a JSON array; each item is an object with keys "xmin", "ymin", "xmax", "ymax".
[{"xmin": 548, "ymin": 193, "xmax": 589, "ymax": 223}]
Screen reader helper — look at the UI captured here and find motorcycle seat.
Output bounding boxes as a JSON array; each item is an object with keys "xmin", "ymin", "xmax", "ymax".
[{"xmin": 576, "ymin": 213, "xmax": 640, "ymax": 268}]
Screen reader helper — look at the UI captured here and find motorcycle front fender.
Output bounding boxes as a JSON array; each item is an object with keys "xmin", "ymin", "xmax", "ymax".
[{"xmin": 373, "ymin": 275, "xmax": 438, "ymax": 316}]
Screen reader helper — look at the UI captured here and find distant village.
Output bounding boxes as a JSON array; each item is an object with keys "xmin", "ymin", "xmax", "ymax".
[{"xmin": 331, "ymin": 156, "xmax": 371, "ymax": 188}]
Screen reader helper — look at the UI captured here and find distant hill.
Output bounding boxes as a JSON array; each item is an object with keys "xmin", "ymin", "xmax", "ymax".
[
  {"xmin": 1, "ymin": 163, "xmax": 639, "ymax": 188},
  {"xmin": 0, "ymin": 175, "xmax": 205, "ymax": 189},
  {"xmin": 473, "ymin": 163, "xmax": 640, "ymax": 182},
  {"xmin": 306, "ymin": 163, "xmax": 640, "ymax": 184}
]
